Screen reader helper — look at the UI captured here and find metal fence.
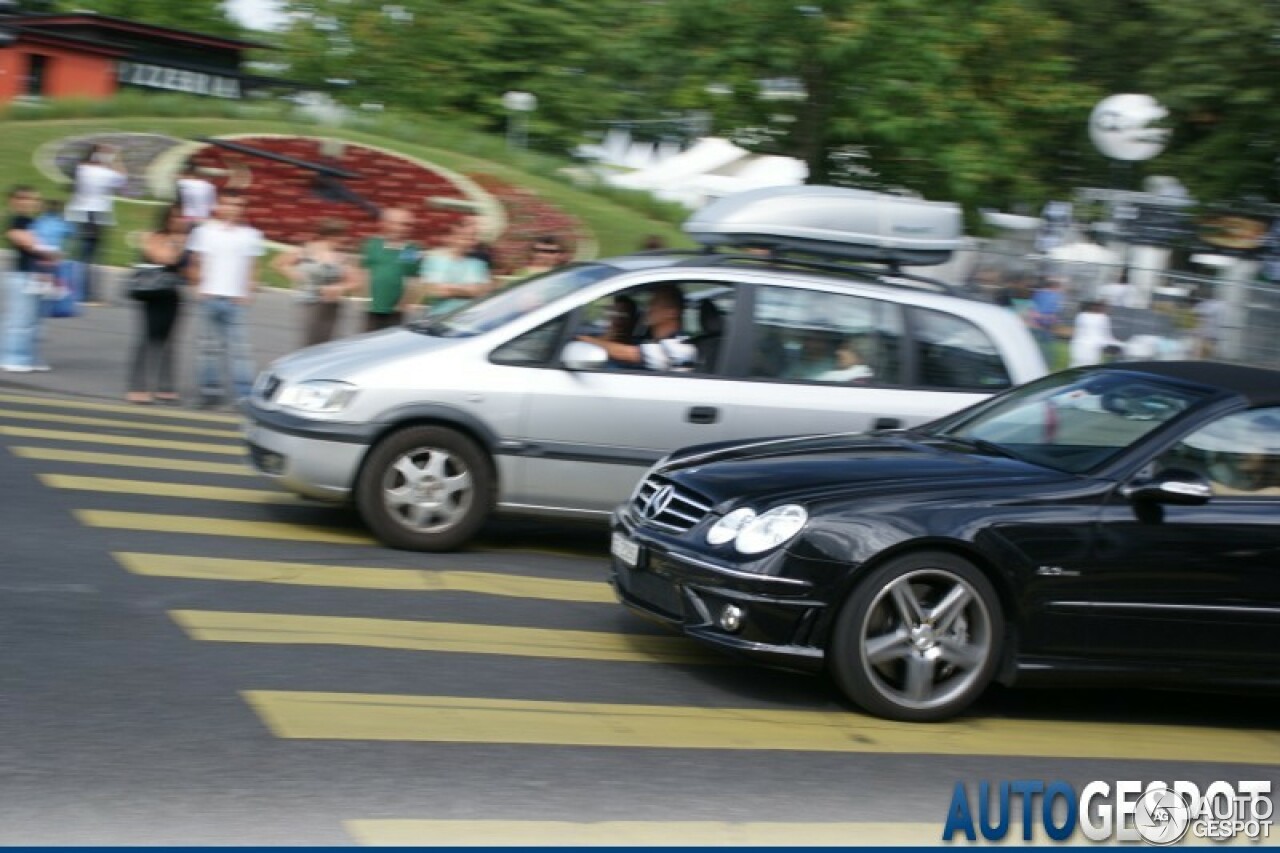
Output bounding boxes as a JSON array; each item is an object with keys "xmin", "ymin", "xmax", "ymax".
[{"xmin": 942, "ymin": 243, "xmax": 1280, "ymax": 370}]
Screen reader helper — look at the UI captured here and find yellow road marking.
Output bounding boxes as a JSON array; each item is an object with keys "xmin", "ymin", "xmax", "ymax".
[
  {"xmin": 345, "ymin": 820, "xmax": 951, "ymax": 847},
  {"xmin": 10, "ymin": 447, "xmax": 255, "ymax": 476},
  {"xmin": 76, "ymin": 511, "xmax": 371, "ymax": 545},
  {"xmin": 0, "ymin": 408, "xmax": 237, "ymax": 438},
  {"xmin": 41, "ymin": 474, "xmax": 298, "ymax": 504},
  {"xmin": 243, "ymin": 691, "xmax": 1280, "ymax": 765},
  {"xmin": 0, "ymin": 391, "xmax": 239, "ymax": 424},
  {"xmin": 0, "ymin": 426, "xmax": 242, "ymax": 455},
  {"xmin": 173, "ymin": 610, "xmax": 717, "ymax": 665},
  {"xmin": 116, "ymin": 553, "xmax": 614, "ymax": 603}
]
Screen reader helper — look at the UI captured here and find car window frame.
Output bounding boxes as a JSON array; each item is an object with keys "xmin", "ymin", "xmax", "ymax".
[
  {"xmin": 1146, "ymin": 404, "xmax": 1280, "ymax": 502},
  {"xmin": 902, "ymin": 304, "xmax": 1014, "ymax": 393}
]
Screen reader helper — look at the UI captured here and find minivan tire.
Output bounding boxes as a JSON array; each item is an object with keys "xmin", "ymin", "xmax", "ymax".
[{"xmin": 355, "ymin": 425, "xmax": 494, "ymax": 552}]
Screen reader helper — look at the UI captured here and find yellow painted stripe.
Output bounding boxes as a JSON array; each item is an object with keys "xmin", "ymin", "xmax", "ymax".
[
  {"xmin": 173, "ymin": 610, "xmax": 717, "ymax": 665},
  {"xmin": 345, "ymin": 820, "xmax": 953, "ymax": 847},
  {"xmin": 243, "ymin": 691, "xmax": 1280, "ymax": 765},
  {"xmin": 9, "ymin": 447, "xmax": 255, "ymax": 476},
  {"xmin": 116, "ymin": 553, "xmax": 614, "ymax": 603},
  {"xmin": 76, "ymin": 510, "xmax": 371, "ymax": 545},
  {"xmin": 0, "ymin": 426, "xmax": 241, "ymax": 455},
  {"xmin": 41, "ymin": 474, "xmax": 299, "ymax": 505},
  {"xmin": 0, "ymin": 408, "xmax": 237, "ymax": 438},
  {"xmin": 0, "ymin": 391, "xmax": 239, "ymax": 424}
]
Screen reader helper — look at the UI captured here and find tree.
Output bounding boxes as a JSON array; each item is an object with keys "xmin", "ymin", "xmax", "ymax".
[{"xmin": 50, "ymin": 0, "xmax": 244, "ymax": 38}]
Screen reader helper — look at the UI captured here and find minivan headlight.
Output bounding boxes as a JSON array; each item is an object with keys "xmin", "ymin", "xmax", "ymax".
[
  {"xmin": 277, "ymin": 380, "xmax": 357, "ymax": 414},
  {"xmin": 733, "ymin": 504, "xmax": 808, "ymax": 555}
]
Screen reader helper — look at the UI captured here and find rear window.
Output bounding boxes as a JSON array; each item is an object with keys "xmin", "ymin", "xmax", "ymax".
[{"xmin": 911, "ymin": 307, "xmax": 1011, "ymax": 390}]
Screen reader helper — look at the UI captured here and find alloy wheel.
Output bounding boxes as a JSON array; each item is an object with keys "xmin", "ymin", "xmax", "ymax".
[{"xmin": 381, "ymin": 446, "xmax": 474, "ymax": 533}]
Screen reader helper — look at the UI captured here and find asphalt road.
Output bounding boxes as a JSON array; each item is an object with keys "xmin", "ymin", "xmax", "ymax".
[{"xmin": 0, "ymin": 388, "xmax": 1277, "ymax": 845}]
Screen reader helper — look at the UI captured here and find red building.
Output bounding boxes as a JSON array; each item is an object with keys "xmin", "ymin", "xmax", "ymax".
[{"xmin": 0, "ymin": 12, "xmax": 274, "ymax": 103}]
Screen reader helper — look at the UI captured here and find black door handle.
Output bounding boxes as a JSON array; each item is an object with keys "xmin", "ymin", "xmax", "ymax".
[
  {"xmin": 873, "ymin": 417, "xmax": 902, "ymax": 430},
  {"xmin": 688, "ymin": 406, "xmax": 719, "ymax": 425}
]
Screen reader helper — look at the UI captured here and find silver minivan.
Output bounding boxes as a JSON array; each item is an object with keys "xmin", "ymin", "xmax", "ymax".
[{"xmin": 244, "ymin": 262, "xmax": 1044, "ymax": 550}]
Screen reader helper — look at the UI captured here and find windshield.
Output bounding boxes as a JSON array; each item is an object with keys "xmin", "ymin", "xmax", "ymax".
[
  {"xmin": 923, "ymin": 369, "xmax": 1213, "ymax": 473},
  {"xmin": 411, "ymin": 263, "xmax": 619, "ymax": 337}
]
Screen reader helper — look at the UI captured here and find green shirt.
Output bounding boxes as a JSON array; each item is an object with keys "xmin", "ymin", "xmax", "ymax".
[{"xmin": 361, "ymin": 238, "xmax": 420, "ymax": 315}]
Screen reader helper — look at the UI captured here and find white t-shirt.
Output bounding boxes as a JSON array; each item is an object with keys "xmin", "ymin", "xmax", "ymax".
[
  {"xmin": 177, "ymin": 177, "xmax": 218, "ymax": 219},
  {"xmin": 639, "ymin": 335, "xmax": 698, "ymax": 371},
  {"xmin": 189, "ymin": 221, "xmax": 265, "ymax": 299},
  {"xmin": 68, "ymin": 163, "xmax": 127, "ymax": 219}
]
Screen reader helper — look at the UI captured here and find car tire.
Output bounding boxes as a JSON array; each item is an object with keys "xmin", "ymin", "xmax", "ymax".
[
  {"xmin": 829, "ymin": 551, "xmax": 1003, "ymax": 722},
  {"xmin": 355, "ymin": 425, "xmax": 494, "ymax": 552}
]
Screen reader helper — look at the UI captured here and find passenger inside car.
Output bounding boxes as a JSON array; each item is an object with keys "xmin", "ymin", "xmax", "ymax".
[{"xmin": 818, "ymin": 340, "xmax": 875, "ymax": 383}]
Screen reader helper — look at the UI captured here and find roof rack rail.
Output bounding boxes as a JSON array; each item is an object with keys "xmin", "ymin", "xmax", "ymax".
[{"xmin": 679, "ymin": 249, "xmax": 966, "ymax": 298}]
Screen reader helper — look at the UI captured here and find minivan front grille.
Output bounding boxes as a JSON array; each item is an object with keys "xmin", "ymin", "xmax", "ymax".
[{"xmin": 631, "ymin": 477, "xmax": 713, "ymax": 533}]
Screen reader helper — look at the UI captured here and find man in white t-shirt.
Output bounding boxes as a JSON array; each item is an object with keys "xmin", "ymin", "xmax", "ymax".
[
  {"xmin": 187, "ymin": 191, "xmax": 265, "ymax": 408},
  {"xmin": 67, "ymin": 143, "xmax": 127, "ymax": 304},
  {"xmin": 176, "ymin": 161, "xmax": 217, "ymax": 222}
]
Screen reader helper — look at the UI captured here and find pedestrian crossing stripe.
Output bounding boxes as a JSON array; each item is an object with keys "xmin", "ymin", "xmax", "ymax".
[
  {"xmin": 172, "ymin": 610, "xmax": 719, "ymax": 665},
  {"xmin": 0, "ymin": 408, "xmax": 238, "ymax": 438},
  {"xmin": 242, "ymin": 691, "xmax": 1280, "ymax": 765},
  {"xmin": 115, "ymin": 553, "xmax": 615, "ymax": 602},
  {"xmin": 0, "ymin": 391, "xmax": 240, "ymax": 424},
  {"xmin": 41, "ymin": 474, "xmax": 300, "ymax": 505},
  {"xmin": 344, "ymin": 820, "xmax": 955, "ymax": 847},
  {"xmin": 75, "ymin": 510, "xmax": 372, "ymax": 544},
  {"xmin": 0, "ymin": 426, "xmax": 242, "ymax": 455},
  {"xmin": 10, "ymin": 447, "xmax": 255, "ymax": 476}
]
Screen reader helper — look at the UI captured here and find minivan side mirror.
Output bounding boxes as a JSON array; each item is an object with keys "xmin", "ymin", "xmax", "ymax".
[
  {"xmin": 560, "ymin": 340, "xmax": 609, "ymax": 371},
  {"xmin": 1123, "ymin": 468, "xmax": 1213, "ymax": 506}
]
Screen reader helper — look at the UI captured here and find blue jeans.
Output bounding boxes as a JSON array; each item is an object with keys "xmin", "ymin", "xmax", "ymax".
[
  {"xmin": 197, "ymin": 296, "xmax": 255, "ymax": 402},
  {"xmin": 3, "ymin": 272, "xmax": 44, "ymax": 368}
]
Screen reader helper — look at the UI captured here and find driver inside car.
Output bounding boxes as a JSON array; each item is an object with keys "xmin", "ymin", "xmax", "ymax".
[{"xmin": 577, "ymin": 284, "xmax": 698, "ymax": 371}]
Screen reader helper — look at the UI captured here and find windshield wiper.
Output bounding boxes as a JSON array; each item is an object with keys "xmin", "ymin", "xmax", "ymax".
[{"xmin": 933, "ymin": 433, "xmax": 1022, "ymax": 461}]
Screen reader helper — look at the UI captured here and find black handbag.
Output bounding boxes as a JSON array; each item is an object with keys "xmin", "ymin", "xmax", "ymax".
[{"xmin": 127, "ymin": 264, "xmax": 180, "ymax": 301}]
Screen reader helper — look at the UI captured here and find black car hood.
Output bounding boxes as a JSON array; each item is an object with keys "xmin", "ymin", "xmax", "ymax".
[{"xmin": 657, "ymin": 432, "xmax": 1072, "ymax": 507}]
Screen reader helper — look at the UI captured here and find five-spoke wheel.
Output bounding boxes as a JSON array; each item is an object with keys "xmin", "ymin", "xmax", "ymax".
[{"xmin": 830, "ymin": 552, "xmax": 1003, "ymax": 721}]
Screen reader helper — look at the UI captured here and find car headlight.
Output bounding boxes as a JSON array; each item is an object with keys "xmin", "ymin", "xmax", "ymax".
[
  {"xmin": 733, "ymin": 504, "xmax": 808, "ymax": 555},
  {"xmin": 276, "ymin": 380, "xmax": 357, "ymax": 414},
  {"xmin": 706, "ymin": 507, "xmax": 757, "ymax": 545}
]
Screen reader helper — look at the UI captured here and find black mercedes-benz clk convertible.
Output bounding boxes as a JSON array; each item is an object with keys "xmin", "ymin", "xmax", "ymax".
[{"xmin": 611, "ymin": 362, "xmax": 1280, "ymax": 721}]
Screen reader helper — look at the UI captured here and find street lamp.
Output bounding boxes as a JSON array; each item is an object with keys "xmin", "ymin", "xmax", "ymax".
[{"xmin": 502, "ymin": 90, "xmax": 537, "ymax": 150}]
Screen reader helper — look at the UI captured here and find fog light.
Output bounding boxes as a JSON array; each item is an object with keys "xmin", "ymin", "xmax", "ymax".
[{"xmin": 719, "ymin": 604, "xmax": 745, "ymax": 633}]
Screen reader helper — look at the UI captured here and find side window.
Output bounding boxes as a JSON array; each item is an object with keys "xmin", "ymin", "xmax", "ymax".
[
  {"xmin": 490, "ymin": 316, "xmax": 568, "ymax": 367},
  {"xmin": 1154, "ymin": 408, "xmax": 1280, "ymax": 497},
  {"xmin": 750, "ymin": 286, "xmax": 903, "ymax": 385},
  {"xmin": 911, "ymin": 307, "xmax": 1011, "ymax": 390},
  {"xmin": 575, "ymin": 282, "xmax": 737, "ymax": 375}
]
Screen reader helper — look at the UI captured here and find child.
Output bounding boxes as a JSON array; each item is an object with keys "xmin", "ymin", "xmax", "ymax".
[
  {"xmin": 819, "ymin": 341, "xmax": 874, "ymax": 382},
  {"xmin": 32, "ymin": 198, "xmax": 74, "ymax": 297}
]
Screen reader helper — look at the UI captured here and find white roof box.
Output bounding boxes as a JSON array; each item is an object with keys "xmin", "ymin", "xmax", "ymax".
[{"xmin": 683, "ymin": 185, "xmax": 964, "ymax": 266}]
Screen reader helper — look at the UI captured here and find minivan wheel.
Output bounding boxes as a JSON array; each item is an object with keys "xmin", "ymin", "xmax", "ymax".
[
  {"xmin": 829, "ymin": 551, "xmax": 1003, "ymax": 722},
  {"xmin": 356, "ymin": 426, "xmax": 494, "ymax": 551}
]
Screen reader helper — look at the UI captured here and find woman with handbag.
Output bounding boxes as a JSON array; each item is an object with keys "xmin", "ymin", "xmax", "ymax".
[{"xmin": 126, "ymin": 204, "xmax": 190, "ymax": 404}]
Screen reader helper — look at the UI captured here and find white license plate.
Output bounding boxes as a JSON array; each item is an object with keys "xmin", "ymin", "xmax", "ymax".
[{"xmin": 611, "ymin": 532, "xmax": 641, "ymax": 567}]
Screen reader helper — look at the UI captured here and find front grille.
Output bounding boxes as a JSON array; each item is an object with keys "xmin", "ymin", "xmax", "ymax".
[{"xmin": 630, "ymin": 477, "xmax": 712, "ymax": 533}]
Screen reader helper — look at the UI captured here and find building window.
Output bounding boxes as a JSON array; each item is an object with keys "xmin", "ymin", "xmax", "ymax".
[{"xmin": 25, "ymin": 53, "xmax": 49, "ymax": 97}]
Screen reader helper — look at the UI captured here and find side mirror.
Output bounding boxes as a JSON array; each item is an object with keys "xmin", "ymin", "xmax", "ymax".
[
  {"xmin": 1123, "ymin": 468, "xmax": 1212, "ymax": 506},
  {"xmin": 560, "ymin": 340, "xmax": 608, "ymax": 371}
]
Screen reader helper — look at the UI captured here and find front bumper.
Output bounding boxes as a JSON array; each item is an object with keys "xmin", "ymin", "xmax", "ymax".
[
  {"xmin": 610, "ymin": 512, "xmax": 832, "ymax": 672},
  {"xmin": 243, "ymin": 402, "xmax": 370, "ymax": 501}
]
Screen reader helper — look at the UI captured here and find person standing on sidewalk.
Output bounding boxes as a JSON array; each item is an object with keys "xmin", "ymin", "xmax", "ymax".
[
  {"xmin": 127, "ymin": 204, "xmax": 191, "ymax": 405},
  {"xmin": 66, "ymin": 143, "xmax": 127, "ymax": 306},
  {"xmin": 359, "ymin": 207, "xmax": 421, "ymax": 332},
  {"xmin": 3, "ymin": 186, "xmax": 55, "ymax": 373},
  {"xmin": 187, "ymin": 191, "xmax": 264, "ymax": 408},
  {"xmin": 273, "ymin": 218, "xmax": 359, "ymax": 347}
]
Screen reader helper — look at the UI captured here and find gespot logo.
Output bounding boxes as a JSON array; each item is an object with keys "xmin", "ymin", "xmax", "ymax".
[{"xmin": 942, "ymin": 779, "xmax": 1273, "ymax": 844}]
